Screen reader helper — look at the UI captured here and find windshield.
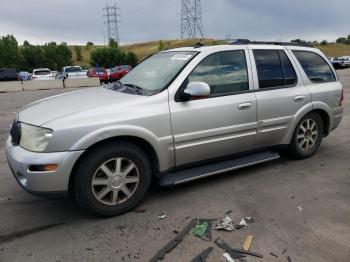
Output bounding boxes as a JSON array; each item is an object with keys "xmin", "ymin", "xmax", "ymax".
[
  {"xmin": 120, "ymin": 51, "xmax": 197, "ymax": 92},
  {"xmin": 34, "ymin": 70, "xmax": 51, "ymax": 75},
  {"xmin": 66, "ymin": 67, "xmax": 82, "ymax": 73}
]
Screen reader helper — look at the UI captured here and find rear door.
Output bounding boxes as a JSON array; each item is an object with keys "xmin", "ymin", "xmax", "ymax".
[
  {"xmin": 249, "ymin": 47, "xmax": 311, "ymax": 148},
  {"xmin": 169, "ymin": 50, "xmax": 258, "ymax": 166}
]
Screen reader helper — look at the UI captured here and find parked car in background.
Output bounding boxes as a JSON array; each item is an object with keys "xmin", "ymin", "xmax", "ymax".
[
  {"xmin": 18, "ymin": 71, "xmax": 31, "ymax": 81},
  {"xmin": 331, "ymin": 56, "xmax": 350, "ymax": 69},
  {"xmin": 0, "ymin": 68, "xmax": 19, "ymax": 82},
  {"xmin": 58, "ymin": 66, "xmax": 87, "ymax": 80},
  {"xmin": 31, "ymin": 68, "xmax": 54, "ymax": 80},
  {"xmin": 52, "ymin": 71, "xmax": 58, "ymax": 78},
  {"xmin": 109, "ymin": 65, "xmax": 132, "ymax": 82},
  {"xmin": 87, "ymin": 67, "xmax": 109, "ymax": 83}
]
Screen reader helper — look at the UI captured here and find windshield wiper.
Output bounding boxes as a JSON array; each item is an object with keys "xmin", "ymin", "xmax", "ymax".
[{"xmin": 123, "ymin": 83, "xmax": 144, "ymax": 92}]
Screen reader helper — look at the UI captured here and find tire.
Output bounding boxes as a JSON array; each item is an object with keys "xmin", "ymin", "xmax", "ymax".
[
  {"xmin": 288, "ymin": 112, "xmax": 324, "ymax": 159},
  {"xmin": 73, "ymin": 141, "xmax": 152, "ymax": 217}
]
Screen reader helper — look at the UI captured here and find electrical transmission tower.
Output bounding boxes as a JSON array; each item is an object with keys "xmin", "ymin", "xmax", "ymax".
[
  {"xmin": 103, "ymin": 2, "xmax": 120, "ymax": 43},
  {"xmin": 181, "ymin": 0, "xmax": 204, "ymax": 39}
]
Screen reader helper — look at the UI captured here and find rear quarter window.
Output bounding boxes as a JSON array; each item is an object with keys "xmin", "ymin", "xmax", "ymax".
[{"xmin": 293, "ymin": 51, "xmax": 336, "ymax": 83}]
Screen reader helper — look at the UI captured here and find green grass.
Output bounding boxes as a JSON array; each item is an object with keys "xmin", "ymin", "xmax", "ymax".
[{"xmin": 69, "ymin": 41, "xmax": 350, "ymax": 66}]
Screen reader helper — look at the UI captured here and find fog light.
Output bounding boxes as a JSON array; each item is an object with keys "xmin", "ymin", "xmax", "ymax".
[{"xmin": 29, "ymin": 164, "xmax": 57, "ymax": 172}]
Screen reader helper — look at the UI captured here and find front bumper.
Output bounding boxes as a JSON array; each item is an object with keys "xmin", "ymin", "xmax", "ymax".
[{"xmin": 5, "ymin": 137, "xmax": 84, "ymax": 194}]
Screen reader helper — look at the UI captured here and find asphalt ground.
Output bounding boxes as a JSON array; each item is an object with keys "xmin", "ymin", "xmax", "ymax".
[{"xmin": 0, "ymin": 70, "xmax": 349, "ymax": 262}]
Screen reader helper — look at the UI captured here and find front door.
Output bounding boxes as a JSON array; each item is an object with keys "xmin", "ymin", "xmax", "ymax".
[{"xmin": 169, "ymin": 50, "xmax": 258, "ymax": 166}]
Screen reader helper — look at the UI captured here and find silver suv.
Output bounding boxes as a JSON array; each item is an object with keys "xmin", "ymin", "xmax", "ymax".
[{"xmin": 6, "ymin": 41, "xmax": 344, "ymax": 216}]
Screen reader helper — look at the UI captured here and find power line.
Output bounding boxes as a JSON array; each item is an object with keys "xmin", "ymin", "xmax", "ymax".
[
  {"xmin": 103, "ymin": 2, "xmax": 120, "ymax": 43},
  {"xmin": 181, "ymin": 0, "xmax": 204, "ymax": 39}
]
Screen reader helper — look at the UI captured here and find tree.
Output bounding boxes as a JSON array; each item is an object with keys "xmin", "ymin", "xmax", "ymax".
[
  {"xmin": 108, "ymin": 38, "xmax": 118, "ymax": 48},
  {"xmin": 19, "ymin": 44, "xmax": 45, "ymax": 72},
  {"xmin": 336, "ymin": 37, "xmax": 347, "ymax": 44},
  {"xmin": 0, "ymin": 34, "xmax": 20, "ymax": 68},
  {"xmin": 90, "ymin": 46, "xmax": 125, "ymax": 68},
  {"xmin": 86, "ymin": 42, "xmax": 94, "ymax": 48},
  {"xmin": 126, "ymin": 52, "xmax": 138, "ymax": 66},
  {"xmin": 320, "ymin": 40, "xmax": 328, "ymax": 45},
  {"xmin": 75, "ymin": 46, "xmax": 83, "ymax": 61},
  {"xmin": 158, "ymin": 40, "xmax": 165, "ymax": 51}
]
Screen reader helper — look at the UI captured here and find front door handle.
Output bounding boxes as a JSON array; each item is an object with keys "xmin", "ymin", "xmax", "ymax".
[
  {"xmin": 238, "ymin": 102, "xmax": 252, "ymax": 110},
  {"xmin": 294, "ymin": 95, "xmax": 306, "ymax": 102}
]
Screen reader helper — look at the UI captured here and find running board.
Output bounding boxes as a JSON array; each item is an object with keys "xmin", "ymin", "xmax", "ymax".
[{"xmin": 159, "ymin": 151, "xmax": 280, "ymax": 187}]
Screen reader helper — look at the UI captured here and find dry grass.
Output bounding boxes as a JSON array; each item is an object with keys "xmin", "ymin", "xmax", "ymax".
[
  {"xmin": 68, "ymin": 41, "xmax": 350, "ymax": 66},
  {"xmin": 317, "ymin": 44, "xmax": 350, "ymax": 57}
]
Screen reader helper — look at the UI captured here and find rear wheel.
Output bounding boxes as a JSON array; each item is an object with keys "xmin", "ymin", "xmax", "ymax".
[
  {"xmin": 288, "ymin": 112, "xmax": 324, "ymax": 159},
  {"xmin": 73, "ymin": 142, "xmax": 152, "ymax": 217}
]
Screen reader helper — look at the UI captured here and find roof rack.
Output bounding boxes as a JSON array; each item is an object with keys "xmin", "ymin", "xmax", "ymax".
[{"xmin": 229, "ymin": 39, "xmax": 313, "ymax": 47}]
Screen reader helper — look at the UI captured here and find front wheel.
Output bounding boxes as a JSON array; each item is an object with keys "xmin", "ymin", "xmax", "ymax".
[
  {"xmin": 288, "ymin": 112, "xmax": 324, "ymax": 159},
  {"xmin": 73, "ymin": 142, "xmax": 152, "ymax": 217}
]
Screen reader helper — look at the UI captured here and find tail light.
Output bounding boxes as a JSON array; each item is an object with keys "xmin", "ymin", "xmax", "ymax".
[
  {"xmin": 32, "ymin": 76, "xmax": 37, "ymax": 79},
  {"xmin": 340, "ymin": 88, "xmax": 344, "ymax": 106}
]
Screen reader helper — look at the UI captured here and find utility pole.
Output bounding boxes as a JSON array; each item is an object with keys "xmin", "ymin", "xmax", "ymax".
[
  {"xmin": 181, "ymin": 0, "xmax": 204, "ymax": 39},
  {"xmin": 103, "ymin": 2, "xmax": 120, "ymax": 44}
]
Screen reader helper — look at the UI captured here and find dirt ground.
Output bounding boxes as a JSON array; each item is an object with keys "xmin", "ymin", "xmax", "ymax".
[{"xmin": 0, "ymin": 69, "xmax": 349, "ymax": 262}]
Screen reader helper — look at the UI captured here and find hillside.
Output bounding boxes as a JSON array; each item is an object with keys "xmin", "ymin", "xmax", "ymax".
[{"xmin": 69, "ymin": 40, "xmax": 350, "ymax": 67}]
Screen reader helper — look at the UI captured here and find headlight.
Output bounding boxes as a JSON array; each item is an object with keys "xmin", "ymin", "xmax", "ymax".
[{"xmin": 19, "ymin": 123, "xmax": 53, "ymax": 152}]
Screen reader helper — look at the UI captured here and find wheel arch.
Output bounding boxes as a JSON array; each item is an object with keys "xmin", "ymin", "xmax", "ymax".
[{"xmin": 68, "ymin": 136, "xmax": 160, "ymax": 194}]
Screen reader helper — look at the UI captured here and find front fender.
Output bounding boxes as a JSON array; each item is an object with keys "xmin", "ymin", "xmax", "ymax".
[{"xmin": 70, "ymin": 125, "xmax": 174, "ymax": 171}]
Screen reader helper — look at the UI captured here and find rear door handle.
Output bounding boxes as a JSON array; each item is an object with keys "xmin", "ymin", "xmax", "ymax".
[
  {"xmin": 238, "ymin": 103, "xmax": 252, "ymax": 110},
  {"xmin": 294, "ymin": 95, "xmax": 306, "ymax": 102}
]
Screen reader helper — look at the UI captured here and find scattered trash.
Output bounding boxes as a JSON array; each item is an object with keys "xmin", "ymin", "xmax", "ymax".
[
  {"xmin": 192, "ymin": 221, "xmax": 209, "ymax": 238},
  {"xmin": 225, "ymin": 210, "xmax": 233, "ymax": 214},
  {"xmin": 242, "ymin": 235, "xmax": 254, "ymax": 251},
  {"xmin": 297, "ymin": 206, "xmax": 303, "ymax": 214},
  {"xmin": 173, "ymin": 230, "xmax": 179, "ymax": 234},
  {"xmin": 190, "ymin": 247, "xmax": 213, "ymax": 262},
  {"xmin": 238, "ymin": 218, "xmax": 248, "ymax": 228},
  {"xmin": 149, "ymin": 219, "xmax": 196, "ymax": 262},
  {"xmin": 158, "ymin": 212, "xmax": 167, "ymax": 219},
  {"xmin": 133, "ymin": 207, "xmax": 147, "ymax": 213},
  {"xmin": 270, "ymin": 252, "xmax": 278, "ymax": 258},
  {"xmin": 215, "ymin": 238, "xmax": 263, "ymax": 259},
  {"xmin": 214, "ymin": 216, "xmax": 236, "ymax": 231},
  {"xmin": 287, "ymin": 256, "xmax": 292, "ymax": 262},
  {"xmin": 244, "ymin": 217, "xmax": 255, "ymax": 223},
  {"xmin": 223, "ymin": 252, "xmax": 235, "ymax": 262},
  {"xmin": 282, "ymin": 248, "xmax": 287, "ymax": 254}
]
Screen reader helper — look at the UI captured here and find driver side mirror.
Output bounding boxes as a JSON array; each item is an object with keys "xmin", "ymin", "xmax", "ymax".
[{"xmin": 181, "ymin": 82, "xmax": 211, "ymax": 101}]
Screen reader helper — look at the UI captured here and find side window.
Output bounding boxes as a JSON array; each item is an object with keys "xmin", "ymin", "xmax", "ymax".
[
  {"xmin": 188, "ymin": 50, "xmax": 249, "ymax": 96},
  {"xmin": 279, "ymin": 51, "xmax": 297, "ymax": 86},
  {"xmin": 253, "ymin": 50, "xmax": 297, "ymax": 89},
  {"xmin": 293, "ymin": 51, "xmax": 336, "ymax": 83}
]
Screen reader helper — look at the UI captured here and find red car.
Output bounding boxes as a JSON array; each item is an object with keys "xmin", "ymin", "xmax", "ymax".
[
  {"xmin": 87, "ymin": 67, "xmax": 109, "ymax": 83},
  {"xmin": 109, "ymin": 65, "xmax": 132, "ymax": 82}
]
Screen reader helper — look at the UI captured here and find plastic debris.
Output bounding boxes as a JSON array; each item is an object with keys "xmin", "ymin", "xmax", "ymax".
[
  {"xmin": 215, "ymin": 238, "xmax": 263, "ymax": 259},
  {"xmin": 133, "ymin": 207, "xmax": 147, "ymax": 213},
  {"xmin": 192, "ymin": 221, "xmax": 209, "ymax": 238},
  {"xmin": 158, "ymin": 213, "xmax": 167, "ymax": 219},
  {"xmin": 190, "ymin": 247, "xmax": 213, "ymax": 262},
  {"xmin": 242, "ymin": 235, "xmax": 254, "ymax": 251},
  {"xmin": 244, "ymin": 217, "xmax": 255, "ymax": 223},
  {"xmin": 223, "ymin": 253, "xmax": 235, "ymax": 262},
  {"xmin": 149, "ymin": 219, "xmax": 196, "ymax": 262},
  {"xmin": 214, "ymin": 215, "xmax": 235, "ymax": 231},
  {"xmin": 297, "ymin": 206, "xmax": 303, "ymax": 214},
  {"xmin": 269, "ymin": 252, "xmax": 278, "ymax": 258},
  {"xmin": 238, "ymin": 218, "xmax": 248, "ymax": 228}
]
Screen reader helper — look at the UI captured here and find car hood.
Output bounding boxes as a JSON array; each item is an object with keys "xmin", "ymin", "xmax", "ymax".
[{"xmin": 19, "ymin": 87, "xmax": 144, "ymax": 126}]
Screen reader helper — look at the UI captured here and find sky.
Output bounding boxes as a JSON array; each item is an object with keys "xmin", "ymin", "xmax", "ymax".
[{"xmin": 0, "ymin": 0, "xmax": 349, "ymax": 45}]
